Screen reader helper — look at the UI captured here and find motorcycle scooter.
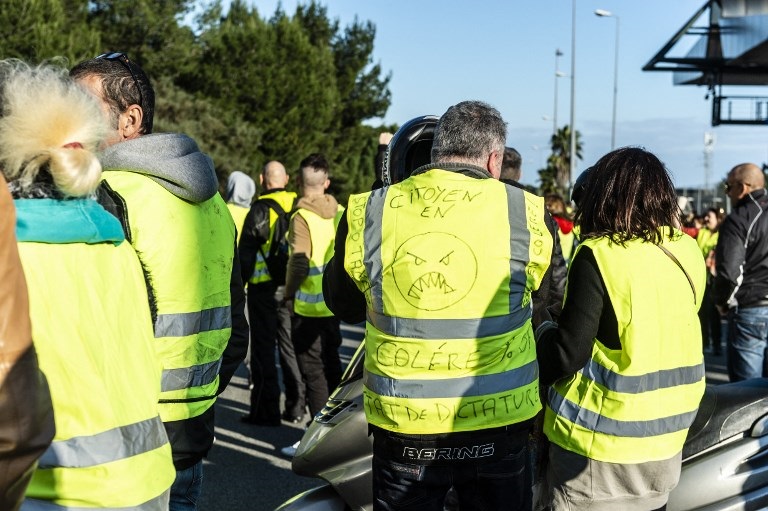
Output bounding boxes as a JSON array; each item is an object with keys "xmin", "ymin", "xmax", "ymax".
[{"xmin": 276, "ymin": 343, "xmax": 768, "ymax": 511}]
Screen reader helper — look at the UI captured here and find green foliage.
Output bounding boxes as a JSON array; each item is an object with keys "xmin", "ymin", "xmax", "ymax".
[
  {"xmin": 152, "ymin": 75, "xmax": 264, "ymax": 187},
  {"xmin": 0, "ymin": 0, "xmax": 392, "ymax": 201},
  {"xmin": 87, "ymin": 0, "xmax": 198, "ymax": 78},
  {"xmin": 167, "ymin": 0, "xmax": 392, "ymax": 199},
  {"xmin": 0, "ymin": 0, "xmax": 100, "ymax": 63}
]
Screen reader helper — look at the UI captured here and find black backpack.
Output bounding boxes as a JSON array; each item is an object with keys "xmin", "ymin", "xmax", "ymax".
[{"xmin": 258, "ymin": 197, "xmax": 297, "ymax": 286}]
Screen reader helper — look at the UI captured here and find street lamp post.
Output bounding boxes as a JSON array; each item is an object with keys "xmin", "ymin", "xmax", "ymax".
[
  {"xmin": 595, "ymin": 8, "xmax": 620, "ymax": 150},
  {"xmin": 568, "ymin": 0, "xmax": 577, "ymax": 192},
  {"xmin": 554, "ymin": 49, "xmax": 563, "ymax": 135}
]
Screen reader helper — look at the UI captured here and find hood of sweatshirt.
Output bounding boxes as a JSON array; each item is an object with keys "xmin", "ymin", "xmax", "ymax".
[
  {"xmin": 296, "ymin": 194, "xmax": 339, "ymax": 219},
  {"xmin": 226, "ymin": 171, "xmax": 256, "ymax": 208},
  {"xmin": 98, "ymin": 133, "xmax": 218, "ymax": 204}
]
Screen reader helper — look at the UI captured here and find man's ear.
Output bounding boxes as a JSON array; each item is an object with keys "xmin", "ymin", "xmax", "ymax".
[
  {"xmin": 119, "ymin": 104, "xmax": 143, "ymax": 140},
  {"xmin": 324, "ymin": 178, "xmax": 330, "ymax": 190},
  {"xmin": 487, "ymin": 150, "xmax": 502, "ymax": 179}
]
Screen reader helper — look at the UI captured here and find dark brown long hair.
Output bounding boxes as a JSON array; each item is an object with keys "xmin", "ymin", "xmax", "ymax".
[{"xmin": 575, "ymin": 147, "xmax": 678, "ymax": 245}]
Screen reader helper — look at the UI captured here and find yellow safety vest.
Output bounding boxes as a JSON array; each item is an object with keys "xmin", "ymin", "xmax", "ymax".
[
  {"xmin": 227, "ymin": 203, "xmax": 249, "ymax": 243},
  {"xmin": 20, "ymin": 241, "xmax": 174, "ymax": 509},
  {"xmin": 545, "ymin": 232, "xmax": 707, "ymax": 464},
  {"xmin": 696, "ymin": 227, "xmax": 718, "ymax": 258},
  {"xmin": 104, "ymin": 171, "xmax": 235, "ymax": 423},
  {"xmin": 293, "ymin": 205, "xmax": 344, "ymax": 317},
  {"xmin": 345, "ymin": 169, "xmax": 552, "ymax": 434},
  {"xmin": 249, "ymin": 190, "xmax": 297, "ymax": 285},
  {"xmin": 559, "ymin": 229, "xmax": 575, "ymax": 263}
]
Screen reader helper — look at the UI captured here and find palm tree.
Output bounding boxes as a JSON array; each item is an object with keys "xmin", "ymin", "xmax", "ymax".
[{"xmin": 538, "ymin": 125, "xmax": 583, "ymax": 197}]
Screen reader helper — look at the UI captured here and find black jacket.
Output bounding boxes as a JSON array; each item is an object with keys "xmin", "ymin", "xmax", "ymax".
[
  {"xmin": 714, "ymin": 188, "xmax": 768, "ymax": 309},
  {"xmin": 238, "ymin": 188, "xmax": 291, "ymax": 287}
]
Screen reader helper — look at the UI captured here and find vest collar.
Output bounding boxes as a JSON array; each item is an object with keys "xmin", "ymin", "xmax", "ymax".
[
  {"xmin": 14, "ymin": 198, "xmax": 125, "ymax": 245},
  {"xmin": 412, "ymin": 162, "xmax": 493, "ymax": 180}
]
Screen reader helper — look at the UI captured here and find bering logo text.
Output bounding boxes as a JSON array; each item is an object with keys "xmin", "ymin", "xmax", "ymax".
[{"xmin": 402, "ymin": 443, "xmax": 495, "ymax": 461}]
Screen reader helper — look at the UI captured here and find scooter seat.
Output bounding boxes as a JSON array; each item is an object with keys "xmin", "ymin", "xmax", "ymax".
[{"xmin": 683, "ymin": 378, "xmax": 768, "ymax": 459}]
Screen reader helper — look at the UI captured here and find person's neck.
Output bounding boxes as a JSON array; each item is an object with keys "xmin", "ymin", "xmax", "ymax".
[{"xmin": 303, "ymin": 191, "xmax": 326, "ymax": 199}]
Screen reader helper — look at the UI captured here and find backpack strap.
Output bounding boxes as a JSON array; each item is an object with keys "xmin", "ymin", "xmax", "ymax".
[
  {"xmin": 257, "ymin": 197, "xmax": 297, "ymax": 258},
  {"xmin": 259, "ymin": 197, "xmax": 286, "ymax": 217},
  {"xmin": 657, "ymin": 244, "xmax": 696, "ymax": 304}
]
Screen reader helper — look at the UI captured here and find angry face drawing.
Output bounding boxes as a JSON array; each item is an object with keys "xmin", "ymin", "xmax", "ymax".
[{"xmin": 392, "ymin": 232, "xmax": 477, "ymax": 311}]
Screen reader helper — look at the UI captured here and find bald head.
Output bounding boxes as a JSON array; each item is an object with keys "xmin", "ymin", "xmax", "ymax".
[
  {"xmin": 726, "ymin": 162, "xmax": 765, "ymax": 202},
  {"xmin": 261, "ymin": 161, "xmax": 289, "ymax": 190},
  {"xmin": 731, "ymin": 163, "xmax": 765, "ymax": 188}
]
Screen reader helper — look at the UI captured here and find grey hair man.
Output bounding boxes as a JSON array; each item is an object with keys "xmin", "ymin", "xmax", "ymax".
[
  {"xmin": 322, "ymin": 100, "xmax": 555, "ymax": 510},
  {"xmin": 430, "ymin": 100, "xmax": 506, "ymax": 174}
]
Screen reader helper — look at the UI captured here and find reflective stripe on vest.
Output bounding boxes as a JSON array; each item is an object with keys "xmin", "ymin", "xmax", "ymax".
[
  {"xmin": 38, "ymin": 416, "xmax": 167, "ymax": 469},
  {"xmin": 251, "ymin": 252, "xmax": 269, "ymax": 280},
  {"xmin": 366, "ymin": 308, "xmax": 531, "ymax": 340},
  {"xmin": 21, "ymin": 490, "xmax": 170, "ymax": 511},
  {"xmin": 365, "ymin": 359, "xmax": 539, "ymax": 398},
  {"xmin": 162, "ymin": 357, "xmax": 223, "ymax": 392},
  {"xmin": 293, "ymin": 206, "xmax": 343, "ymax": 317},
  {"xmin": 545, "ymin": 233, "xmax": 707, "ymax": 464},
  {"xmin": 103, "ymin": 171, "xmax": 235, "ymax": 423},
  {"xmin": 580, "ymin": 358, "xmax": 705, "ymax": 394},
  {"xmin": 249, "ymin": 190, "xmax": 297, "ymax": 284},
  {"xmin": 154, "ymin": 305, "xmax": 232, "ymax": 338},
  {"xmin": 548, "ymin": 386, "xmax": 699, "ymax": 438},
  {"xmin": 346, "ymin": 169, "xmax": 552, "ymax": 434}
]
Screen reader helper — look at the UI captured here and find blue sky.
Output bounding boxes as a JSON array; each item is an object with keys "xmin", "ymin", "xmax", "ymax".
[{"xmin": 249, "ymin": 0, "xmax": 768, "ymax": 189}]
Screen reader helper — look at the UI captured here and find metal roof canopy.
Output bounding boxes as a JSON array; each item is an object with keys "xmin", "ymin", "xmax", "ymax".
[{"xmin": 643, "ymin": 0, "xmax": 768, "ymax": 125}]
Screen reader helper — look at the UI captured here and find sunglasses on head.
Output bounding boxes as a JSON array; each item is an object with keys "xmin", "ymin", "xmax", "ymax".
[{"xmin": 96, "ymin": 52, "xmax": 144, "ymax": 107}]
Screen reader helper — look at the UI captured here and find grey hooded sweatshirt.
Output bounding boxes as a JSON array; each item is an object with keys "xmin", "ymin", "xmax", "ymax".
[
  {"xmin": 226, "ymin": 171, "xmax": 256, "ymax": 208},
  {"xmin": 100, "ymin": 132, "xmax": 219, "ymax": 203},
  {"xmin": 96, "ymin": 132, "xmax": 249, "ymax": 470}
]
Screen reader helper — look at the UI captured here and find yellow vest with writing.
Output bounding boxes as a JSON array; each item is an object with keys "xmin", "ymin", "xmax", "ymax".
[
  {"xmin": 545, "ymin": 232, "xmax": 706, "ymax": 464},
  {"xmin": 249, "ymin": 190, "xmax": 297, "ymax": 285},
  {"xmin": 293, "ymin": 206, "xmax": 344, "ymax": 317},
  {"xmin": 21, "ymin": 241, "xmax": 174, "ymax": 509},
  {"xmin": 345, "ymin": 169, "xmax": 552, "ymax": 434},
  {"xmin": 104, "ymin": 171, "xmax": 235, "ymax": 423}
]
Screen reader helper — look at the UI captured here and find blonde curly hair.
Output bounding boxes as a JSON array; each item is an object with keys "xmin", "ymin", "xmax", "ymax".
[{"xmin": 0, "ymin": 59, "xmax": 108, "ymax": 197}]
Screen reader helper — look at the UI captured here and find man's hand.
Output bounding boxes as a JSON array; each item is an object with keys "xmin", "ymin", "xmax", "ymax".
[
  {"xmin": 379, "ymin": 132, "xmax": 393, "ymax": 146},
  {"xmin": 281, "ymin": 296, "xmax": 295, "ymax": 317}
]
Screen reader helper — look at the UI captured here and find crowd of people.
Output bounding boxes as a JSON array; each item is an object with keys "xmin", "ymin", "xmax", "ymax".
[{"xmin": 1, "ymin": 51, "xmax": 767, "ymax": 511}]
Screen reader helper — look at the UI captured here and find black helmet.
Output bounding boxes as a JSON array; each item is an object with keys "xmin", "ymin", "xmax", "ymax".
[
  {"xmin": 383, "ymin": 115, "xmax": 438, "ymax": 185},
  {"xmin": 570, "ymin": 166, "xmax": 593, "ymax": 208}
]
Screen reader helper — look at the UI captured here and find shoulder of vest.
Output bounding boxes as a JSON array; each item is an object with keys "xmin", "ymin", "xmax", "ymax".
[{"xmin": 259, "ymin": 191, "xmax": 297, "ymax": 211}]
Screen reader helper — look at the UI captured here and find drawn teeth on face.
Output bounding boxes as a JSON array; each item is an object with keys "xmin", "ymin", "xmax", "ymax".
[{"xmin": 408, "ymin": 272, "xmax": 455, "ymax": 299}]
